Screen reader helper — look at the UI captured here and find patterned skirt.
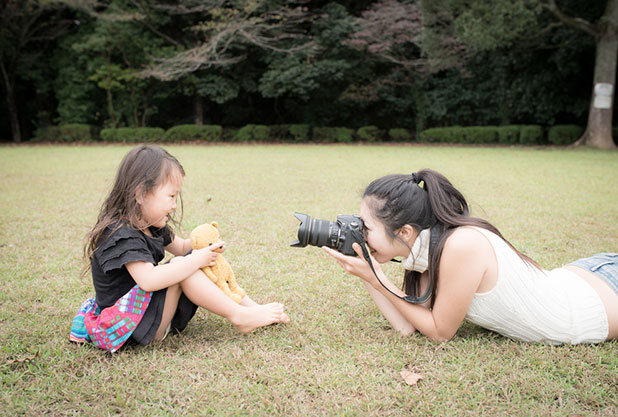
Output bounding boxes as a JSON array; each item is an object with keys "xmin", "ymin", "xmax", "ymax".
[{"xmin": 70, "ymin": 285, "xmax": 152, "ymax": 353}]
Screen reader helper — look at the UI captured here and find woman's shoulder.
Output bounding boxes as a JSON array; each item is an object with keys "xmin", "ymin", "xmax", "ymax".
[{"xmin": 443, "ymin": 227, "xmax": 496, "ymax": 260}]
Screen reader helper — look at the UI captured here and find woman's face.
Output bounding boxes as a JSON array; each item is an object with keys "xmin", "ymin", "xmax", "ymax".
[{"xmin": 359, "ymin": 197, "xmax": 416, "ymax": 264}]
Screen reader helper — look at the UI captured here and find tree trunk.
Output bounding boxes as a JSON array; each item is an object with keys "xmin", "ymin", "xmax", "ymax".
[
  {"xmin": 411, "ymin": 80, "xmax": 427, "ymax": 138},
  {"xmin": 574, "ymin": 0, "xmax": 618, "ymax": 149},
  {"xmin": 6, "ymin": 90, "xmax": 21, "ymax": 143},
  {"xmin": 106, "ymin": 87, "xmax": 116, "ymax": 128},
  {"xmin": 194, "ymin": 93, "xmax": 203, "ymax": 125},
  {"xmin": 141, "ymin": 90, "xmax": 148, "ymax": 127},
  {"xmin": 1, "ymin": 61, "xmax": 21, "ymax": 142}
]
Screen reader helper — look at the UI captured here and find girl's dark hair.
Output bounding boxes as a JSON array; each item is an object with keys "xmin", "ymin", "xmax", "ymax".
[
  {"xmin": 363, "ymin": 169, "xmax": 538, "ymax": 308},
  {"xmin": 82, "ymin": 145, "xmax": 185, "ymax": 278}
]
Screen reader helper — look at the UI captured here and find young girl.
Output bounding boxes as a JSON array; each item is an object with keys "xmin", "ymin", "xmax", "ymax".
[
  {"xmin": 70, "ymin": 145, "xmax": 289, "ymax": 352},
  {"xmin": 324, "ymin": 169, "xmax": 617, "ymax": 345}
]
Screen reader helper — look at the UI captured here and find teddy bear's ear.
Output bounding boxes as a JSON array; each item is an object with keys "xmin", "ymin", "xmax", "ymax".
[{"xmin": 210, "ymin": 221, "xmax": 219, "ymax": 229}]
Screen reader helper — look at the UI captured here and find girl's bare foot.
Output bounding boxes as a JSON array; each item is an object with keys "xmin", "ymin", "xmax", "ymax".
[{"xmin": 232, "ymin": 303, "xmax": 289, "ymax": 333}]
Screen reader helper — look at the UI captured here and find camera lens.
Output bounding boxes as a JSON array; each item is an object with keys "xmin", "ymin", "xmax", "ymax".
[{"xmin": 290, "ymin": 213, "xmax": 339, "ymax": 249}]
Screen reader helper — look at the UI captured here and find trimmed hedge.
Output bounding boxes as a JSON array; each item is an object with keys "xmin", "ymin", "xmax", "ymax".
[
  {"xmin": 519, "ymin": 125, "xmax": 543, "ymax": 145},
  {"xmin": 462, "ymin": 126, "xmax": 498, "ymax": 144},
  {"xmin": 388, "ymin": 128, "xmax": 412, "ymax": 142},
  {"xmin": 100, "ymin": 127, "xmax": 165, "ymax": 143},
  {"xmin": 547, "ymin": 125, "xmax": 583, "ymax": 145},
  {"xmin": 421, "ymin": 125, "xmax": 547, "ymax": 145},
  {"xmin": 269, "ymin": 124, "xmax": 310, "ymax": 142},
  {"xmin": 163, "ymin": 124, "xmax": 222, "ymax": 142},
  {"xmin": 496, "ymin": 125, "xmax": 523, "ymax": 145},
  {"xmin": 289, "ymin": 124, "xmax": 310, "ymax": 142},
  {"xmin": 233, "ymin": 124, "xmax": 270, "ymax": 142},
  {"xmin": 420, "ymin": 126, "xmax": 462, "ymax": 143},
  {"xmin": 30, "ymin": 123, "xmax": 584, "ymax": 146},
  {"xmin": 313, "ymin": 127, "xmax": 355, "ymax": 143},
  {"xmin": 34, "ymin": 124, "xmax": 99, "ymax": 142},
  {"xmin": 420, "ymin": 126, "xmax": 498, "ymax": 144},
  {"xmin": 356, "ymin": 125, "xmax": 384, "ymax": 142}
]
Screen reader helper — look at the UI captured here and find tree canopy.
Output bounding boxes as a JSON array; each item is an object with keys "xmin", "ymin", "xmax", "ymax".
[{"xmin": 1, "ymin": 0, "xmax": 615, "ymax": 147}]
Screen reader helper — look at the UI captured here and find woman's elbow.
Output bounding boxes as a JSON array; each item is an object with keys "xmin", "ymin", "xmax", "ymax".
[
  {"xmin": 426, "ymin": 327, "xmax": 456, "ymax": 343},
  {"xmin": 398, "ymin": 327, "xmax": 416, "ymax": 337}
]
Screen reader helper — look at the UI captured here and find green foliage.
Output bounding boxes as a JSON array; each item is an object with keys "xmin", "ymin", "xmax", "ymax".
[
  {"xmin": 100, "ymin": 127, "xmax": 165, "ymax": 143},
  {"xmin": 289, "ymin": 124, "xmax": 310, "ymax": 142},
  {"xmin": 163, "ymin": 125, "xmax": 222, "ymax": 142},
  {"xmin": 259, "ymin": 57, "xmax": 353, "ymax": 101},
  {"xmin": 312, "ymin": 127, "xmax": 355, "ymax": 143},
  {"xmin": 451, "ymin": 0, "xmax": 542, "ymax": 50},
  {"xmin": 6, "ymin": 0, "xmax": 604, "ymax": 144},
  {"xmin": 33, "ymin": 124, "xmax": 99, "ymax": 143},
  {"xmin": 520, "ymin": 125, "xmax": 544, "ymax": 145},
  {"xmin": 356, "ymin": 126, "xmax": 384, "ymax": 142},
  {"xmin": 547, "ymin": 125, "xmax": 584, "ymax": 145},
  {"xmin": 53, "ymin": 33, "xmax": 101, "ymax": 125},
  {"xmin": 221, "ymin": 127, "xmax": 239, "ymax": 142},
  {"xmin": 388, "ymin": 128, "xmax": 413, "ymax": 142},
  {"xmin": 497, "ymin": 125, "xmax": 524, "ymax": 144},
  {"xmin": 462, "ymin": 126, "xmax": 498, "ymax": 144},
  {"xmin": 268, "ymin": 124, "xmax": 310, "ymax": 142},
  {"xmin": 268, "ymin": 125, "xmax": 290, "ymax": 141},
  {"xmin": 420, "ymin": 127, "xmax": 460, "ymax": 143},
  {"xmin": 192, "ymin": 74, "xmax": 240, "ymax": 104},
  {"xmin": 233, "ymin": 124, "xmax": 270, "ymax": 142},
  {"xmin": 420, "ymin": 126, "xmax": 498, "ymax": 144}
]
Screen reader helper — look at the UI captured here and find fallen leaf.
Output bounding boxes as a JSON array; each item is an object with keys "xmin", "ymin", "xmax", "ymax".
[
  {"xmin": 6, "ymin": 351, "xmax": 39, "ymax": 365},
  {"xmin": 400, "ymin": 370, "xmax": 424, "ymax": 386}
]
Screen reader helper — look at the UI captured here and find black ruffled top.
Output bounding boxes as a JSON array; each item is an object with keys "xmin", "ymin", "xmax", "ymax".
[
  {"xmin": 92, "ymin": 222, "xmax": 172, "ymax": 309},
  {"xmin": 90, "ymin": 222, "xmax": 194, "ymax": 346}
]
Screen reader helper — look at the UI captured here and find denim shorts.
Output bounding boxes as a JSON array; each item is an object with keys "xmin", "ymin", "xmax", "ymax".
[{"xmin": 567, "ymin": 253, "xmax": 618, "ymax": 296}]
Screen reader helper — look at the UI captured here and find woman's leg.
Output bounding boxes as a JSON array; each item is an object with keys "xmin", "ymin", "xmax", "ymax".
[{"xmin": 180, "ymin": 269, "xmax": 288, "ymax": 333}]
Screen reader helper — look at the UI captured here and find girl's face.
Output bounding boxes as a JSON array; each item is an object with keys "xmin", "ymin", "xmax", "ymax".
[
  {"xmin": 137, "ymin": 173, "xmax": 183, "ymax": 229},
  {"xmin": 360, "ymin": 197, "xmax": 416, "ymax": 264}
]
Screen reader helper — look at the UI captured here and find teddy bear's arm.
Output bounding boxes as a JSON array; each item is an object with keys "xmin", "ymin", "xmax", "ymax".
[{"xmin": 201, "ymin": 267, "xmax": 219, "ymax": 284}]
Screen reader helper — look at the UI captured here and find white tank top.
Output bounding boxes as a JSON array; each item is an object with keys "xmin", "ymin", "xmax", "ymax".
[{"xmin": 465, "ymin": 227, "xmax": 608, "ymax": 344}]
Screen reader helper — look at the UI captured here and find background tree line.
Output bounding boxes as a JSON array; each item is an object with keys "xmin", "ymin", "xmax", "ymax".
[{"xmin": 1, "ymin": 0, "xmax": 616, "ymax": 148}]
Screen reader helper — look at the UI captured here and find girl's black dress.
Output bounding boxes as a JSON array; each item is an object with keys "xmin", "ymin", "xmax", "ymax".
[{"xmin": 91, "ymin": 222, "xmax": 198, "ymax": 346}]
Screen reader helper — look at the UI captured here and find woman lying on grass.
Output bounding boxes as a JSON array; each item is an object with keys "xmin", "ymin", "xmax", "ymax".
[{"xmin": 324, "ymin": 170, "xmax": 617, "ymax": 344}]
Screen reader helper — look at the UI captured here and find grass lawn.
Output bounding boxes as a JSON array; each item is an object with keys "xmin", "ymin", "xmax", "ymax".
[{"xmin": 1, "ymin": 144, "xmax": 617, "ymax": 416}]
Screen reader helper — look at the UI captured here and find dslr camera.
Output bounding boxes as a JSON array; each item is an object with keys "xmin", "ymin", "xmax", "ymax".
[{"xmin": 290, "ymin": 212, "xmax": 364, "ymax": 256}]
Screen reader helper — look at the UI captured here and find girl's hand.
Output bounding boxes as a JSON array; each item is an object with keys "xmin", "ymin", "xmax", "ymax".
[
  {"xmin": 322, "ymin": 242, "xmax": 382, "ymax": 283},
  {"xmin": 193, "ymin": 241, "xmax": 225, "ymax": 267}
]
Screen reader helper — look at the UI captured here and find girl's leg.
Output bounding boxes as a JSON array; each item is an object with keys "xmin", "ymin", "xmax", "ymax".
[
  {"xmin": 153, "ymin": 283, "xmax": 182, "ymax": 341},
  {"xmin": 180, "ymin": 269, "xmax": 288, "ymax": 333},
  {"xmin": 240, "ymin": 294, "xmax": 290, "ymax": 323}
]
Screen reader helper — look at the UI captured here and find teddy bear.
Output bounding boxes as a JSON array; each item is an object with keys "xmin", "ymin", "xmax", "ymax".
[{"xmin": 190, "ymin": 221, "xmax": 246, "ymax": 304}]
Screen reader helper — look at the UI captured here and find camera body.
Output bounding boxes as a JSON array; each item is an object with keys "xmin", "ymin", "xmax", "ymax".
[{"xmin": 290, "ymin": 212, "xmax": 364, "ymax": 256}]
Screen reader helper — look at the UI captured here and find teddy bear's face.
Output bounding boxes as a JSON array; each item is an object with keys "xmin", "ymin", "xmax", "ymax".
[{"xmin": 190, "ymin": 222, "xmax": 223, "ymax": 252}]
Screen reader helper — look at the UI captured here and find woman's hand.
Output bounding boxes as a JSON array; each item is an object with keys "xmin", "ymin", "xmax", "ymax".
[
  {"xmin": 322, "ymin": 242, "xmax": 382, "ymax": 284},
  {"xmin": 193, "ymin": 241, "xmax": 225, "ymax": 267}
]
